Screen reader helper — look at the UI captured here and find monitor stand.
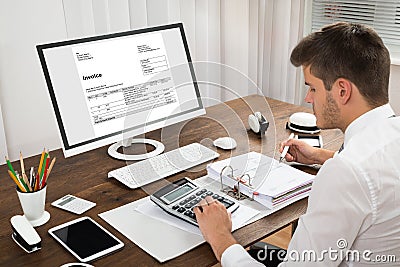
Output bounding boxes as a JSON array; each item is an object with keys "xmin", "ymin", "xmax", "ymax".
[{"xmin": 107, "ymin": 138, "xmax": 165, "ymax": 161}]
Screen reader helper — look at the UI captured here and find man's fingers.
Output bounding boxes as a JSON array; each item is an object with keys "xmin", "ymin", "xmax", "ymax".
[
  {"xmin": 205, "ymin": 196, "xmax": 216, "ymax": 205},
  {"xmin": 194, "ymin": 205, "xmax": 203, "ymax": 214},
  {"xmin": 194, "ymin": 196, "xmax": 216, "ymax": 214},
  {"xmin": 279, "ymin": 141, "xmax": 287, "ymax": 153},
  {"xmin": 198, "ymin": 198, "xmax": 207, "ymax": 206},
  {"xmin": 194, "ymin": 196, "xmax": 224, "ymax": 216},
  {"xmin": 285, "ymin": 153, "xmax": 295, "ymax": 162},
  {"xmin": 197, "ymin": 196, "xmax": 216, "ymax": 207},
  {"xmin": 194, "ymin": 198, "xmax": 207, "ymax": 213},
  {"xmin": 279, "ymin": 139, "xmax": 295, "ymax": 152}
]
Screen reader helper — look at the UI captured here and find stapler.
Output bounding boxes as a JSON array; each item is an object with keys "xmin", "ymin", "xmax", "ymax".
[{"xmin": 11, "ymin": 215, "xmax": 41, "ymax": 253}]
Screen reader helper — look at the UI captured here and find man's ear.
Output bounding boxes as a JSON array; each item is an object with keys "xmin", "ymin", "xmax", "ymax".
[{"xmin": 334, "ymin": 78, "xmax": 352, "ymax": 105}]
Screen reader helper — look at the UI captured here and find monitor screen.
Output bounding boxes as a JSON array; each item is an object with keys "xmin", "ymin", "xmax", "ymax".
[{"xmin": 37, "ymin": 23, "xmax": 204, "ymax": 157}]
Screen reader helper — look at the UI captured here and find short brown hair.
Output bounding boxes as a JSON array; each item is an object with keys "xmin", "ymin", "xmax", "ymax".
[{"xmin": 291, "ymin": 22, "xmax": 390, "ymax": 107}]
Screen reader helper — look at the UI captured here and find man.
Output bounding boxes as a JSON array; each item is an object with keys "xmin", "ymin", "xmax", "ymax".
[{"xmin": 194, "ymin": 22, "xmax": 400, "ymax": 266}]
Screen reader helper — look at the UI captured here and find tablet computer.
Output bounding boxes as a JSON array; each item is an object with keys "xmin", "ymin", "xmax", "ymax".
[
  {"xmin": 296, "ymin": 134, "xmax": 323, "ymax": 148},
  {"xmin": 48, "ymin": 217, "xmax": 124, "ymax": 262}
]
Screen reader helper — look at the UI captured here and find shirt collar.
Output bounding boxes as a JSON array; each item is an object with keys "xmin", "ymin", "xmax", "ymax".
[{"xmin": 344, "ymin": 103, "xmax": 395, "ymax": 146}]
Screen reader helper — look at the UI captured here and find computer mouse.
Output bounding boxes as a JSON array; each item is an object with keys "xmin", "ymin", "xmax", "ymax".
[{"xmin": 213, "ymin": 137, "xmax": 237, "ymax": 150}]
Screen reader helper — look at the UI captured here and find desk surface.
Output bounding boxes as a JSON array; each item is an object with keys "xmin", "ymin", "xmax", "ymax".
[{"xmin": 0, "ymin": 95, "xmax": 343, "ymax": 266}]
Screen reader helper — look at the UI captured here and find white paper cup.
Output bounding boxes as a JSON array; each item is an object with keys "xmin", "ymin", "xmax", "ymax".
[{"xmin": 16, "ymin": 186, "xmax": 50, "ymax": 227}]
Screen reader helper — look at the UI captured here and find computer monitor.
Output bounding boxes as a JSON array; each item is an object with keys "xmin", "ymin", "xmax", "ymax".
[{"xmin": 37, "ymin": 23, "xmax": 204, "ymax": 160}]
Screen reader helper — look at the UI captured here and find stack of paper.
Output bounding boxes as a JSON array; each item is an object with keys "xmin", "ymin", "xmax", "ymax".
[{"xmin": 206, "ymin": 152, "xmax": 315, "ymax": 209}]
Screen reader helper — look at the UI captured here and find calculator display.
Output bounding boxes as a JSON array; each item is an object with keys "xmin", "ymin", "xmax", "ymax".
[
  {"xmin": 164, "ymin": 184, "xmax": 193, "ymax": 202},
  {"xmin": 58, "ymin": 196, "xmax": 75, "ymax": 206}
]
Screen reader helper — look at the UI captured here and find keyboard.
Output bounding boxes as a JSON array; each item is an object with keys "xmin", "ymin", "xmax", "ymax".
[{"xmin": 108, "ymin": 143, "xmax": 219, "ymax": 189}]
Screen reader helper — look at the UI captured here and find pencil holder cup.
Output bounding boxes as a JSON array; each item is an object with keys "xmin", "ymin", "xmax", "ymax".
[{"xmin": 16, "ymin": 186, "xmax": 50, "ymax": 227}]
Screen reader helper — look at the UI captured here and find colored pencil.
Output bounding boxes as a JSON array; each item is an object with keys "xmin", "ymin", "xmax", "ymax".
[
  {"xmin": 46, "ymin": 157, "xmax": 56, "ymax": 178},
  {"xmin": 37, "ymin": 148, "xmax": 45, "ymax": 177},
  {"xmin": 8, "ymin": 170, "xmax": 26, "ymax": 192},
  {"xmin": 40, "ymin": 157, "xmax": 50, "ymax": 189},
  {"xmin": 35, "ymin": 172, "xmax": 40, "ymax": 191},
  {"xmin": 23, "ymin": 173, "xmax": 33, "ymax": 191},
  {"xmin": 5, "ymin": 156, "xmax": 17, "ymax": 178},
  {"xmin": 19, "ymin": 151, "xmax": 26, "ymax": 176},
  {"xmin": 39, "ymin": 151, "xmax": 48, "ymax": 183},
  {"xmin": 35, "ymin": 149, "xmax": 46, "ymax": 190},
  {"xmin": 41, "ymin": 157, "xmax": 56, "ymax": 189},
  {"xmin": 18, "ymin": 151, "xmax": 32, "ymax": 191},
  {"xmin": 15, "ymin": 171, "xmax": 30, "ymax": 192}
]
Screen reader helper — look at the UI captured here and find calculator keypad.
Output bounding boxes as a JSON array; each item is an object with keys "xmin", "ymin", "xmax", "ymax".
[{"xmin": 173, "ymin": 189, "xmax": 235, "ymax": 221}]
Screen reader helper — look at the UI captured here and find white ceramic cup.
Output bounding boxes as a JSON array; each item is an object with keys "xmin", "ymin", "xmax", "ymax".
[{"xmin": 16, "ymin": 186, "xmax": 50, "ymax": 227}]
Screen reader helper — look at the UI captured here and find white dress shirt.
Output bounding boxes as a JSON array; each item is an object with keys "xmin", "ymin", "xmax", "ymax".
[{"xmin": 221, "ymin": 104, "xmax": 400, "ymax": 266}]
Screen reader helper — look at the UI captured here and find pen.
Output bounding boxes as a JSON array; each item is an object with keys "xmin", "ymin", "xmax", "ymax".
[
  {"xmin": 31, "ymin": 171, "xmax": 36, "ymax": 190},
  {"xmin": 29, "ymin": 167, "xmax": 34, "ymax": 188},
  {"xmin": 279, "ymin": 133, "xmax": 295, "ymax": 163}
]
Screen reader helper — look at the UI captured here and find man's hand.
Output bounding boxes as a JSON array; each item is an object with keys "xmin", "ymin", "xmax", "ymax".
[
  {"xmin": 194, "ymin": 196, "xmax": 238, "ymax": 261},
  {"xmin": 279, "ymin": 138, "xmax": 335, "ymax": 165}
]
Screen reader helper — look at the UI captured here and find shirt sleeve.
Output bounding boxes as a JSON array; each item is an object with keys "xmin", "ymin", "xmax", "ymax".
[
  {"xmin": 222, "ymin": 156, "xmax": 372, "ymax": 267},
  {"xmin": 221, "ymin": 244, "xmax": 265, "ymax": 267},
  {"xmin": 280, "ymin": 156, "xmax": 373, "ymax": 266}
]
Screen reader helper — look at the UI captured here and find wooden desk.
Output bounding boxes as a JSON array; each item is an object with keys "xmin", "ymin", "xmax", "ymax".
[{"xmin": 0, "ymin": 95, "xmax": 342, "ymax": 266}]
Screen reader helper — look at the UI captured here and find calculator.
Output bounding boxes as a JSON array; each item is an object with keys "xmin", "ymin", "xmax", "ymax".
[
  {"xmin": 51, "ymin": 195, "xmax": 96, "ymax": 215},
  {"xmin": 150, "ymin": 177, "xmax": 239, "ymax": 226}
]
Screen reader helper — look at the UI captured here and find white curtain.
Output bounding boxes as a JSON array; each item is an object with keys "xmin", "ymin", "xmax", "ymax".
[
  {"xmin": 261, "ymin": 0, "xmax": 307, "ymax": 105},
  {"xmin": 61, "ymin": 0, "xmax": 306, "ymax": 106},
  {"xmin": 0, "ymin": 103, "xmax": 8, "ymax": 164}
]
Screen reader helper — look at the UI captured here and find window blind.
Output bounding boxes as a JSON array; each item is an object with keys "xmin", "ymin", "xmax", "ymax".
[{"xmin": 312, "ymin": 0, "xmax": 400, "ymax": 46}]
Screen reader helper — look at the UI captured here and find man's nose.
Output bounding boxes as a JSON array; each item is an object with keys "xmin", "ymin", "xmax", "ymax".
[{"xmin": 304, "ymin": 90, "xmax": 313, "ymax": 104}]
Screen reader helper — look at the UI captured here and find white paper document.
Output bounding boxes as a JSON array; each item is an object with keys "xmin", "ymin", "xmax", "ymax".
[
  {"xmin": 207, "ymin": 152, "xmax": 314, "ymax": 208},
  {"xmin": 99, "ymin": 195, "xmax": 258, "ymax": 263},
  {"xmin": 99, "ymin": 176, "xmax": 311, "ymax": 262},
  {"xmin": 71, "ymin": 32, "xmax": 180, "ymax": 137}
]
